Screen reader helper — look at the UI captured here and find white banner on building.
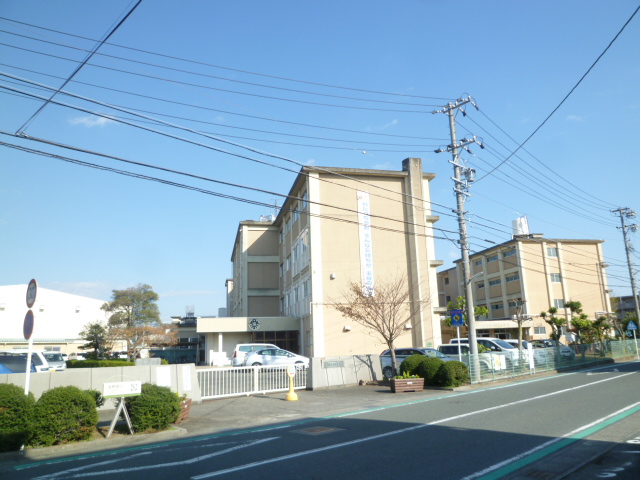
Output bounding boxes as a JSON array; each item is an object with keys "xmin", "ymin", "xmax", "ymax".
[{"xmin": 357, "ymin": 191, "xmax": 374, "ymax": 296}]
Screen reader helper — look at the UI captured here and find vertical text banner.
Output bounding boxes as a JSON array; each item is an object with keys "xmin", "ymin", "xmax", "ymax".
[{"xmin": 357, "ymin": 191, "xmax": 374, "ymax": 296}]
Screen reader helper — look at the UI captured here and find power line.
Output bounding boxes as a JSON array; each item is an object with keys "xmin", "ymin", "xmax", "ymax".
[
  {"xmin": 0, "ymin": 15, "xmax": 451, "ymax": 101},
  {"xmin": 474, "ymin": 3, "xmax": 640, "ymax": 182},
  {"xmin": 14, "ymin": 0, "xmax": 142, "ymax": 134}
]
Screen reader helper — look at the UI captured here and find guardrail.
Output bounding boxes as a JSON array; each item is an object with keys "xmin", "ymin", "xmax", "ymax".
[
  {"xmin": 468, "ymin": 339, "xmax": 639, "ymax": 384},
  {"xmin": 197, "ymin": 364, "xmax": 307, "ymax": 400}
]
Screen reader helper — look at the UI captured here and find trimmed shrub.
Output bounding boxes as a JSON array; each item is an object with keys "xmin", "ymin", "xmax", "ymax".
[
  {"xmin": 416, "ymin": 357, "xmax": 444, "ymax": 386},
  {"xmin": 0, "ymin": 384, "xmax": 35, "ymax": 452},
  {"xmin": 67, "ymin": 359, "xmax": 134, "ymax": 368},
  {"xmin": 399, "ymin": 354, "xmax": 426, "ymax": 376},
  {"xmin": 125, "ymin": 383, "xmax": 181, "ymax": 432},
  {"xmin": 434, "ymin": 361, "xmax": 470, "ymax": 387},
  {"xmin": 84, "ymin": 389, "xmax": 106, "ymax": 408},
  {"xmin": 29, "ymin": 386, "xmax": 98, "ymax": 447}
]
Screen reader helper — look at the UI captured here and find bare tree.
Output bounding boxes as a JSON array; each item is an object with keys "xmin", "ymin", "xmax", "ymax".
[{"xmin": 329, "ymin": 274, "xmax": 429, "ymax": 378}]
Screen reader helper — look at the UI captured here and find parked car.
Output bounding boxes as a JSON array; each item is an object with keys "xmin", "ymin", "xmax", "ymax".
[
  {"xmin": 379, "ymin": 347, "xmax": 454, "ymax": 379},
  {"xmin": 0, "ymin": 355, "xmax": 37, "ymax": 374},
  {"xmin": 530, "ymin": 339, "xmax": 576, "ymax": 359},
  {"xmin": 450, "ymin": 337, "xmax": 521, "ymax": 368},
  {"xmin": 437, "ymin": 344, "xmax": 501, "ymax": 373},
  {"xmin": 232, "ymin": 343, "xmax": 278, "ymax": 366},
  {"xmin": 43, "ymin": 352, "xmax": 67, "ymax": 371},
  {"xmin": 503, "ymin": 339, "xmax": 554, "ymax": 366},
  {"xmin": 0, "ymin": 349, "xmax": 50, "ymax": 372},
  {"xmin": 244, "ymin": 348, "xmax": 309, "ymax": 367},
  {"xmin": 68, "ymin": 352, "xmax": 87, "ymax": 361}
]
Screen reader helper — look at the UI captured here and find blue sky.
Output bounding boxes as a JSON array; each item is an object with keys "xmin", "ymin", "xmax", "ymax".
[{"xmin": 1, "ymin": 1, "xmax": 639, "ymax": 322}]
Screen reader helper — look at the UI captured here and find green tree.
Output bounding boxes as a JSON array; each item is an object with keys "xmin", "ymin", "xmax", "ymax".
[
  {"xmin": 78, "ymin": 321, "xmax": 114, "ymax": 360},
  {"xmin": 101, "ymin": 284, "xmax": 162, "ymax": 361},
  {"xmin": 442, "ymin": 296, "xmax": 489, "ymax": 338},
  {"xmin": 540, "ymin": 306, "xmax": 568, "ymax": 361}
]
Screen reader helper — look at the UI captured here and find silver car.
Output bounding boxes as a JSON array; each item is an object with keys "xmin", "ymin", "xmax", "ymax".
[
  {"xmin": 43, "ymin": 352, "xmax": 67, "ymax": 371},
  {"xmin": 380, "ymin": 347, "xmax": 454, "ymax": 379},
  {"xmin": 244, "ymin": 348, "xmax": 309, "ymax": 367}
]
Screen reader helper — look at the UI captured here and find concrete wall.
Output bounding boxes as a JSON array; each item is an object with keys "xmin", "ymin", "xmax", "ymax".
[
  {"xmin": 0, "ymin": 364, "xmax": 202, "ymax": 409},
  {"xmin": 307, "ymin": 355, "xmax": 383, "ymax": 390}
]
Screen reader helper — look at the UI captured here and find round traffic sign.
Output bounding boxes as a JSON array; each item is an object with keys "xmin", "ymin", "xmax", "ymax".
[
  {"xmin": 23, "ymin": 310, "xmax": 35, "ymax": 340},
  {"xmin": 26, "ymin": 279, "xmax": 38, "ymax": 308}
]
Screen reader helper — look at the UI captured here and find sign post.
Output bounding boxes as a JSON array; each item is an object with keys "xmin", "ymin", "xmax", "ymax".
[
  {"xmin": 24, "ymin": 279, "xmax": 38, "ymax": 395},
  {"xmin": 628, "ymin": 321, "xmax": 639, "ymax": 360},
  {"xmin": 103, "ymin": 381, "xmax": 142, "ymax": 438},
  {"xmin": 285, "ymin": 365, "xmax": 298, "ymax": 402},
  {"xmin": 450, "ymin": 310, "xmax": 465, "ymax": 362}
]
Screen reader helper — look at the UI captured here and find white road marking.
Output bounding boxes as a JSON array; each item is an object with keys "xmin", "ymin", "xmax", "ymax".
[
  {"xmin": 192, "ymin": 372, "xmax": 637, "ymax": 479},
  {"xmin": 33, "ymin": 437, "xmax": 277, "ymax": 479}
]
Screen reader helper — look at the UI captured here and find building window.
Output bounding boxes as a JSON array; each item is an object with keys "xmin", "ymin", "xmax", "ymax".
[
  {"xmin": 293, "ymin": 203, "xmax": 299, "ymax": 223},
  {"xmin": 503, "ymin": 249, "xmax": 516, "ymax": 258},
  {"xmin": 445, "ymin": 295, "xmax": 451, "ymax": 303},
  {"xmin": 534, "ymin": 327, "xmax": 546, "ymax": 335},
  {"xmin": 547, "ymin": 247, "xmax": 559, "ymax": 257},
  {"xmin": 303, "ymin": 279, "xmax": 309, "ymax": 298},
  {"xmin": 491, "ymin": 303, "xmax": 504, "ymax": 311},
  {"xmin": 487, "ymin": 255, "xmax": 498, "ymax": 263},
  {"xmin": 477, "ymin": 282, "xmax": 485, "ymax": 289},
  {"xmin": 285, "ymin": 255, "xmax": 291, "ymax": 271},
  {"xmin": 489, "ymin": 279, "xmax": 501, "ymax": 286},
  {"xmin": 279, "ymin": 229, "xmax": 283, "ymax": 245},
  {"xmin": 300, "ymin": 190, "xmax": 308, "ymax": 210},
  {"xmin": 508, "ymin": 300, "xmax": 518, "ymax": 308},
  {"xmin": 444, "ymin": 277, "xmax": 449, "ymax": 285},
  {"xmin": 506, "ymin": 273, "xmax": 520, "ymax": 283},
  {"xmin": 550, "ymin": 273, "xmax": 562, "ymax": 283},
  {"xmin": 285, "ymin": 218, "xmax": 291, "ymax": 233},
  {"xmin": 554, "ymin": 299, "xmax": 565, "ymax": 309},
  {"xmin": 475, "ymin": 259, "xmax": 483, "ymax": 267}
]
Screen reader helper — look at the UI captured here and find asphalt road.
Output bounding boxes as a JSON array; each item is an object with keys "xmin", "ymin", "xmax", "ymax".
[{"xmin": 4, "ymin": 361, "xmax": 640, "ymax": 480}]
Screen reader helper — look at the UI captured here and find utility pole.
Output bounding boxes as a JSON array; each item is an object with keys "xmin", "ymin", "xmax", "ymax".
[
  {"xmin": 433, "ymin": 96, "xmax": 484, "ymax": 368},
  {"xmin": 612, "ymin": 207, "xmax": 640, "ymax": 322}
]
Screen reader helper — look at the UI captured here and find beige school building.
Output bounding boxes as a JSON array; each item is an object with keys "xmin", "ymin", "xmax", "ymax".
[
  {"xmin": 198, "ymin": 158, "xmax": 446, "ymax": 363},
  {"xmin": 437, "ymin": 235, "xmax": 612, "ymax": 343}
]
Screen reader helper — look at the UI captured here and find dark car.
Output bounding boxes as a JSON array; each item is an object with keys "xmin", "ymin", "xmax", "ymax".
[{"xmin": 379, "ymin": 347, "xmax": 453, "ymax": 379}]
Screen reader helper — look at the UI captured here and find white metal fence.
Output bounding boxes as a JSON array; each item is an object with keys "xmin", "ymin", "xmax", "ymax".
[
  {"xmin": 468, "ymin": 339, "xmax": 639, "ymax": 384},
  {"xmin": 197, "ymin": 364, "xmax": 307, "ymax": 400}
]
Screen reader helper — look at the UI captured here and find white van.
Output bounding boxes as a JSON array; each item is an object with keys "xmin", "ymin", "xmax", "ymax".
[
  {"xmin": 0, "ymin": 349, "xmax": 51, "ymax": 372},
  {"xmin": 450, "ymin": 337, "xmax": 521, "ymax": 367},
  {"xmin": 232, "ymin": 343, "xmax": 278, "ymax": 366}
]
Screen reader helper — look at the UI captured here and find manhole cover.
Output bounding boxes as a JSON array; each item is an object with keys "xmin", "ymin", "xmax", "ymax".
[{"xmin": 293, "ymin": 426, "xmax": 345, "ymax": 436}]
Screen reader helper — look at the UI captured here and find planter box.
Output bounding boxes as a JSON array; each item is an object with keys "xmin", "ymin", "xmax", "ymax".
[
  {"xmin": 177, "ymin": 398, "xmax": 192, "ymax": 423},
  {"xmin": 390, "ymin": 377, "xmax": 424, "ymax": 393}
]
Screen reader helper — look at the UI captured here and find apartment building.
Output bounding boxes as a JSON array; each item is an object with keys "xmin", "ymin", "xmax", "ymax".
[
  {"xmin": 437, "ymin": 234, "xmax": 612, "ymax": 342},
  {"xmin": 198, "ymin": 158, "xmax": 445, "ymax": 362}
]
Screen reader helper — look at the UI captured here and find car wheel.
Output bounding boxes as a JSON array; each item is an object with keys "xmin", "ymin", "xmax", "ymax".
[
  {"xmin": 382, "ymin": 366, "xmax": 394, "ymax": 379},
  {"xmin": 252, "ymin": 362, "xmax": 262, "ymax": 366}
]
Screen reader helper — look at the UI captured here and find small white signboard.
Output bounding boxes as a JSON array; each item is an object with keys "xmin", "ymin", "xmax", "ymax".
[{"xmin": 103, "ymin": 381, "xmax": 142, "ymax": 398}]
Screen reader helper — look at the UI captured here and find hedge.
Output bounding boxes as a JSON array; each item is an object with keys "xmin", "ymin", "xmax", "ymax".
[
  {"xmin": 125, "ymin": 383, "xmax": 181, "ymax": 432},
  {"xmin": 416, "ymin": 357, "xmax": 445, "ymax": 386},
  {"xmin": 434, "ymin": 361, "xmax": 470, "ymax": 387},
  {"xmin": 28, "ymin": 386, "xmax": 98, "ymax": 447},
  {"xmin": 0, "ymin": 384, "xmax": 35, "ymax": 452},
  {"xmin": 399, "ymin": 354, "xmax": 426, "ymax": 376},
  {"xmin": 66, "ymin": 359, "xmax": 134, "ymax": 368}
]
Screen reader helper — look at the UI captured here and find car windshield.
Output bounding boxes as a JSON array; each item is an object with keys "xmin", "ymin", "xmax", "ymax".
[
  {"xmin": 494, "ymin": 339, "xmax": 516, "ymax": 349},
  {"xmin": 44, "ymin": 353, "xmax": 63, "ymax": 362}
]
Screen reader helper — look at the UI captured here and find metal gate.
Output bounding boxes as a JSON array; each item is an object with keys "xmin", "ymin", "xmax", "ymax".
[{"xmin": 197, "ymin": 364, "xmax": 307, "ymax": 400}]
